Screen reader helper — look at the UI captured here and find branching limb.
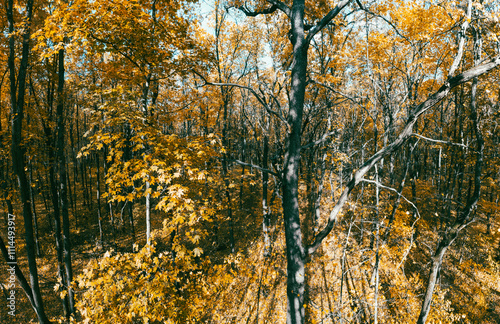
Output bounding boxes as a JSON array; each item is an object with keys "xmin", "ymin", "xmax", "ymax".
[
  {"xmin": 357, "ymin": 2, "xmax": 414, "ymax": 46},
  {"xmin": 448, "ymin": 0, "xmax": 473, "ymax": 77},
  {"xmin": 305, "ymin": 0, "xmax": 352, "ymax": 43},
  {"xmin": 302, "ymin": 131, "xmax": 336, "ymax": 150},
  {"xmin": 360, "ymin": 178, "xmax": 420, "ymax": 215},
  {"xmin": 396, "ymin": 210, "xmax": 420, "ymax": 270},
  {"xmin": 227, "ymin": 1, "xmax": 290, "ymax": 18},
  {"xmin": 267, "ymin": 0, "xmax": 291, "ymax": 17},
  {"xmin": 87, "ymin": 33, "xmax": 143, "ymax": 72},
  {"xmin": 192, "ymin": 70, "xmax": 287, "ymax": 124},
  {"xmin": 310, "ymin": 79, "xmax": 357, "ymax": 102},
  {"xmin": 306, "ymin": 53, "xmax": 500, "ymax": 256}
]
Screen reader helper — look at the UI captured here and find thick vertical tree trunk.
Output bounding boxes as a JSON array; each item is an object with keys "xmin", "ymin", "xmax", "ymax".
[
  {"xmin": 6, "ymin": 0, "xmax": 51, "ymax": 322},
  {"xmin": 282, "ymin": 3, "xmax": 309, "ymax": 323}
]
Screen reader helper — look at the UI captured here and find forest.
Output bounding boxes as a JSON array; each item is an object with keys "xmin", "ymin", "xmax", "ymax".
[{"xmin": 1, "ymin": 0, "xmax": 500, "ymax": 323}]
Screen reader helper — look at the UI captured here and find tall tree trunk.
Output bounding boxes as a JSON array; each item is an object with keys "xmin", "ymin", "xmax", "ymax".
[
  {"xmin": 282, "ymin": 3, "xmax": 308, "ymax": 322},
  {"xmin": 95, "ymin": 153, "xmax": 104, "ymax": 247},
  {"xmin": 129, "ymin": 201, "xmax": 136, "ymax": 244},
  {"xmin": 214, "ymin": 5, "xmax": 236, "ymax": 253},
  {"xmin": 123, "ymin": 123, "xmax": 136, "ymax": 244},
  {"xmin": 262, "ymin": 129, "xmax": 271, "ymax": 257},
  {"xmin": 0, "ymin": 235, "xmax": 40, "ymax": 319},
  {"xmin": 6, "ymin": 0, "xmax": 51, "ymax": 321},
  {"xmin": 29, "ymin": 158, "xmax": 42, "ymax": 257},
  {"xmin": 145, "ymin": 179, "xmax": 151, "ymax": 246},
  {"xmin": 103, "ymin": 145, "xmax": 117, "ymax": 246},
  {"xmin": 56, "ymin": 46, "xmax": 76, "ymax": 316},
  {"xmin": 46, "ymin": 134, "xmax": 68, "ymax": 315}
]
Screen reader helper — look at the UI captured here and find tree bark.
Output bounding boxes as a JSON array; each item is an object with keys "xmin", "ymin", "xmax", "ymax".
[
  {"xmin": 96, "ymin": 153, "xmax": 104, "ymax": 247},
  {"xmin": 281, "ymin": 2, "xmax": 309, "ymax": 322},
  {"xmin": 56, "ymin": 46, "xmax": 76, "ymax": 316},
  {"xmin": 0, "ymin": 235, "xmax": 39, "ymax": 319},
  {"xmin": 145, "ymin": 179, "xmax": 151, "ymax": 245},
  {"xmin": 28, "ymin": 158, "xmax": 42, "ymax": 257},
  {"xmin": 6, "ymin": 0, "xmax": 51, "ymax": 321},
  {"xmin": 262, "ymin": 129, "xmax": 271, "ymax": 257}
]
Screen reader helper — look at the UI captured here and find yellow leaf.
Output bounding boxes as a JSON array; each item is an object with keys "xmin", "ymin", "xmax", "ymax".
[{"xmin": 193, "ymin": 247, "xmax": 203, "ymax": 257}]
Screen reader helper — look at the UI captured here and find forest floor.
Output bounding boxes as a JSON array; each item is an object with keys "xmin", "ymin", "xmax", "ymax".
[
  {"xmin": 0, "ymin": 171, "xmax": 264, "ymax": 323},
  {"xmin": 1, "ymin": 180, "xmax": 500, "ymax": 323},
  {"xmin": 0, "ymin": 199, "xmax": 162, "ymax": 323}
]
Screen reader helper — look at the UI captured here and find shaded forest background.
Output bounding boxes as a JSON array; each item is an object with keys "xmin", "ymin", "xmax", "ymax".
[{"xmin": 1, "ymin": 0, "xmax": 500, "ymax": 323}]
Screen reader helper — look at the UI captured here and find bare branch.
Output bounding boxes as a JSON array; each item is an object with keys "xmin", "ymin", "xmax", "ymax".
[
  {"xmin": 232, "ymin": 160, "xmax": 280, "ymax": 177},
  {"xmin": 448, "ymin": 0, "xmax": 473, "ymax": 77},
  {"xmin": 311, "ymin": 79, "xmax": 362, "ymax": 105},
  {"xmin": 302, "ymin": 131, "xmax": 336, "ymax": 149},
  {"xmin": 411, "ymin": 133, "xmax": 468, "ymax": 149},
  {"xmin": 192, "ymin": 70, "xmax": 287, "ymax": 124},
  {"xmin": 360, "ymin": 7, "xmax": 414, "ymax": 46},
  {"xmin": 361, "ymin": 178, "xmax": 419, "ymax": 214}
]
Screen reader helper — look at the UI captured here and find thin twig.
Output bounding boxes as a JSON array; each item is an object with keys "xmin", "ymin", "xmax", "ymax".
[
  {"xmin": 411, "ymin": 133, "xmax": 469, "ymax": 149},
  {"xmin": 232, "ymin": 160, "xmax": 280, "ymax": 178}
]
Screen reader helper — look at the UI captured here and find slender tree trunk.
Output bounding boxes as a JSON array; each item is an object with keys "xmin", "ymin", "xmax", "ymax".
[
  {"xmin": 56, "ymin": 46, "xmax": 76, "ymax": 316},
  {"xmin": 145, "ymin": 179, "xmax": 151, "ymax": 246},
  {"xmin": 6, "ymin": 0, "xmax": 51, "ymax": 321},
  {"xmin": 37, "ymin": 171, "xmax": 50, "ymax": 214},
  {"xmin": 214, "ymin": 5, "xmax": 236, "ymax": 253},
  {"xmin": 262, "ymin": 129, "xmax": 271, "ymax": 257},
  {"xmin": 129, "ymin": 201, "xmax": 136, "ymax": 244},
  {"xmin": 372, "ymin": 167, "xmax": 380, "ymax": 324},
  {"xmin": 48, "ymin": 168, "xmax": 71, "ymax": 317},
  {"xmin": 0, "ymin": 235, "xmax": 41, "ymax": 320},
  {"xmin": 104, "ymin": 145, "xmax": 117, "ymax": 245},
  {"xmin": 123, "ymin": 123, "xmax": 136, "ymax": 244},
  {"xmin": 88, "ymin": 157, "xmax": 93, "ymax": 210},
  {"xmin": 95, "ymin": 153, "xmax": 103, "ymax": 247},
  {"xmin": 29, "ymin": 158, "xmax": 42, "ymax": 257},
  {"xmin": 81, "ymin": 156, "xmax": 88, "ymax": 208}
]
